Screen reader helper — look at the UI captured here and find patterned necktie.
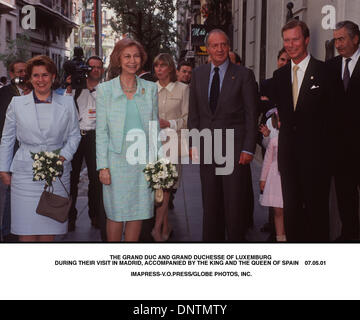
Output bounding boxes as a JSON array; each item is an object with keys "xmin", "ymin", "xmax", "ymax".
[
  {"xmin": 292, "ymin": 65, "xmax": 300, "ymax": 110},
  {"xmin": 209, "ymin": 67, "xmax": 220, "ymax": 113},
  {"xmin": 343, "ymin": 58, "xmax": 351, "ymax": 91}
]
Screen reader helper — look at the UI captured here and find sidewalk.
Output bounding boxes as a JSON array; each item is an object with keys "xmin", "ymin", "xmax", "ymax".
[{"xmin": 56, "ymin": 157, "xmax": 270, "ymax": 242}]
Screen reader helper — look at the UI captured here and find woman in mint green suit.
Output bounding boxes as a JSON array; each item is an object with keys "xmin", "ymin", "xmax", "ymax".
[{"xmin": 96, "ymin": 38, "xmax": 159, "ymax": 242}]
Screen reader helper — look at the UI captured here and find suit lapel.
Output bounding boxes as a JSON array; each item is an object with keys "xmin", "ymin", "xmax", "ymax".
[
  {"xmin": 296, "ymin": 57, "xmax": 317, "ymax": 111},
  {"xmin": 214, "ymin": 63, "xmax": 235, "ymax": 117},
  {"xmin": 280, "ymin": 63, "xmax": 294, "ymax": 111},
  {"xmin": 201, "ymin": 64, "xmax": 212, "ymax": 114},
  {"xmin": 23, "ymin": 92, "xmax": 44, "ymax": 139},
  {"xmin": 49, "ymin": 93, "xmax": 67, "ymax": 137},
  {"xmin": 133, "ymin": 77, "xmax": 149, "ymax": 135},
  {"xmin": 350, "ymin": 56, "xmax": 360, "ymax": 80}
]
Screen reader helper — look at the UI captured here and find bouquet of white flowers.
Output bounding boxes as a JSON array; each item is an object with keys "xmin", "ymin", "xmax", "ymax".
[
  {"xmin": 143, "ymin": 158, "xmax": 178, "ymax": 205},
  {"xmin": 30, "ymin": 150, "xmax": 63, "ymax": 187}
]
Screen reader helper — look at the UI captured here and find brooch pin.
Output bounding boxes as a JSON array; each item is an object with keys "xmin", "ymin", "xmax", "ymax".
[
  {"xmin": 142, "ymin": 88, "xmax": 145, "ymax": 95},
  {"xmin": 310, "ymin": 76, "xmax": 314, "ymax": 80}
]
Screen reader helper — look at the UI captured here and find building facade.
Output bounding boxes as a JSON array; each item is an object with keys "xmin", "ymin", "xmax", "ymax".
[
  {"xmin": 177, "ymin": 0, "xmax": 232, "ymax": 67},
  {"xmin": 232, "ymin": 0, "xmax": 360, "ymax": 82},
  {"xmin": 0, "ymin": 0, "xmax": 81, "ymax": 76}
]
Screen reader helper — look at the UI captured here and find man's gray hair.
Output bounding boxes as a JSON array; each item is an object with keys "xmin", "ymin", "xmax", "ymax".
[
  {"xmin": 336, "ymin": 20, "xmax": 360, "ymax": 41},
  {"xmin": 205, "ymin": 29, "xmax": 230, "ymax": 47}
]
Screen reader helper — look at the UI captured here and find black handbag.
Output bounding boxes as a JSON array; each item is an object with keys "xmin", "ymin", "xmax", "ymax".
[{"xmin": 36, "ymin": 178, "xmax": 72, "ymax": 223}]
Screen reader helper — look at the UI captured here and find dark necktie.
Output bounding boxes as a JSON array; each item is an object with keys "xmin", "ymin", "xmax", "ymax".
[
  {"xmin": 343, "ymin": 58, "xmax": 351, "ymax": 91},
  {"xmin": 210, "ymin": 67, "xmax": 220, "ymax": 113}
]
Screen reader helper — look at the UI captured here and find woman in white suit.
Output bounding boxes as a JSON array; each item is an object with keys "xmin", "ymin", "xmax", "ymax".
[{"xmin": 0, "ymin": 56, "xmax": 80, "ymax": 242}]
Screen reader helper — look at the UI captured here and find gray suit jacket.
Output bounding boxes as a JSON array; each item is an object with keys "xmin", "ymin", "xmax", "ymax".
[{"xmin": 188, "ymin": 62, "xmax": 258, "ymax": 158}]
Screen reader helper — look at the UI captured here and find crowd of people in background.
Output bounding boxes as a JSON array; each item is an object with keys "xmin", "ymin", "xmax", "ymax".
[{"xmin": 0, "ymin": 18, "xmax": 359, "ymax": 243}]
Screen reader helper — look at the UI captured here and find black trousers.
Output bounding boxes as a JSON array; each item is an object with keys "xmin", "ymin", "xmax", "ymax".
[
  {"xmin": 334, "ymin": 163, "xmax": 360, "ymax": 241},
  {"xmin": 281, "ymin": 166, "xmax": 331, "ymax": 243},
  {"xmin": 200, "ymin": 163, "xmax": 253, "ymax": 242},
  {"xmin": 69, "ymin": 130, "xmax": 102, "ymax": 225}
]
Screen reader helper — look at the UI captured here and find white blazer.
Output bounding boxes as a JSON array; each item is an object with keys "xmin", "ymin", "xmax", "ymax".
[{"xmin": 0, "ymin": 91, "xmax": 81, "ymax": 173}]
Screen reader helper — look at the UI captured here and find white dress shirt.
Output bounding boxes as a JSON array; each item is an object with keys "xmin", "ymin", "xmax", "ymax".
[
  {"xmin": 341, "ymin": 46, "xmax": 360, "ymax": 79},
  {"xmin": 65, "ymin": 88, "xmax": 97, "ymax": 131},
  {"xmin": 291, "ymin": 54, "xmax": 311, "ymax": 93},
  {"xmin": 157, "ymin": 81, "xmax": 178, "ymax": 131}
]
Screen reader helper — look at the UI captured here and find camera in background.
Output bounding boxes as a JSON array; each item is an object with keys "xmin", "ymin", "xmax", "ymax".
[{"xmin": 62, "ymin": 47, "xmax": 93, "ymax": 90}]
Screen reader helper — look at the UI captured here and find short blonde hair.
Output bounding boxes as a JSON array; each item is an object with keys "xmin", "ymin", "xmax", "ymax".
[{"xmin": 153, "ymin": 53, "xmax": 177, "ymax": 83}]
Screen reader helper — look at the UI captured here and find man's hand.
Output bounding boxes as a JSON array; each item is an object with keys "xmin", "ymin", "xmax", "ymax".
[
  {"xmin": 239, "ymin": 152, "xmax": 253, "ymax": 165},
  {"xmin": 0, "ymin": 172, "xmax": 11, "ymax": 186},
  {"xmin": 99, "ymin": 168, "xmax": 111, "ymax": 185},
  {"xmin": 260, "ymin": 181, "xmax": 266, "ymax": 192}
]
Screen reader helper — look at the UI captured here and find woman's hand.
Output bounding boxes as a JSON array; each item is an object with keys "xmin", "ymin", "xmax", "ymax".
[
  {"xmin": 99, "ymin": 168, "xmax": 111, "ymax": 185},
  {"xmin": 0, "ymin": 172, "xmax": 11, "ymax": 186},
  {"xmin": 260, "ymin": 181, "xmax": 266, "ymax": 192},
  {"xmin": 159, "ymin": 118, "xmax": 170, "ymax": 129},
  {"xmin": 59, "ymin": 156, "xmax": 66, "ymax": 163}
]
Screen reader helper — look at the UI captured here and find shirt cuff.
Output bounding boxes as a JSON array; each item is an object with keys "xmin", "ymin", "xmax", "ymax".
[
  {"xmin": 168, "ymin": 120, "xmax": 177, "ymax": 131},
  {"xmin": 242, "ymin": 150, "xmax": 254, "ymax": 156}
]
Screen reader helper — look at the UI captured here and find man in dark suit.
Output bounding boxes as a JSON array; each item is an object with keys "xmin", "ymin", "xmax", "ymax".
[
  {"xmin": 273, "ymin": 20, "xmax": 335, "ymax": 242},
  {"xmin": 326, "ymin": 21, "xmax": 360, "ymax": 241},
  {"xmin": 0, "ymin": 60, "xmax": 27, "ymax": 242},
  {"xmin": 188, "ymin": 29, "xmax": 258, "ymax": 242},
  {"xmin": 0, "ymin": 60, "xmax": 27, "ymax": 139}
]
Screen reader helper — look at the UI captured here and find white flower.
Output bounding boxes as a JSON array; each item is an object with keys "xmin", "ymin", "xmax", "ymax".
[
  {"xmin": 56, "ymin": 160, "xmax": 62, "ymax": 166},
  {"xmin": 34, "ymin": 175, "xmax": 40, "ymax": 181},
  {"xmin": 40, "ymin": 156, "xmax": 45, "ymax": 161},
  {"xmin": 49, "ymin": 167, "xmax": 55, "ymax": 173}
]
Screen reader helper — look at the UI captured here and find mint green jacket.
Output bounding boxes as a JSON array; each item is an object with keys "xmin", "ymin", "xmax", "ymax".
[{"xmin": 96, "ymin": 76, "xmax": 159, "ymax": 170}]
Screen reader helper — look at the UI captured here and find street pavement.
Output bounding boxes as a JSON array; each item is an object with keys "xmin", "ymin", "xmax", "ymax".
[
  {"xmin": 56, "ymin": 150, "xmax": 271, "ymax": 242},
  {"xmin": 55, "ymin": 148, "xmax": 343, "ymax": 243}
]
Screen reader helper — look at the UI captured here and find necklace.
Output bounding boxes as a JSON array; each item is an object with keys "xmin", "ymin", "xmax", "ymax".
[{"xmin": 120, "ymin": 78, "xmax": 137, "ymax": 93}]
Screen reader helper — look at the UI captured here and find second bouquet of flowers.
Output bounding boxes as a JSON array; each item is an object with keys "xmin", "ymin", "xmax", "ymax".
[{"xmin": 143, "ymin": 158, "xmax": 178, "ymax": 205}]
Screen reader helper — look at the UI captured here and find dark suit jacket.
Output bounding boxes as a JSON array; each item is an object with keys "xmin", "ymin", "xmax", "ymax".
[
  {"xmin": 259, "ymin": 77, "xmax": 276, "ymax": 119},
  {"xmin": 326, "ymin": 55, "xmax": 360, "ymax": 163},
  {"xmin": 188, "ymin": 62, "xmax": 258, "ymax": 160},
  {"xmin": 273, "ymin": 57, "xmax": 335, "ymax": 176},
  {"xmin": 0, "ymin": 84, "xmax": 21, "ymax": 156},
  {"xmin": 0, "ymin": 84, "xmax": 20, "ymax": 140}
]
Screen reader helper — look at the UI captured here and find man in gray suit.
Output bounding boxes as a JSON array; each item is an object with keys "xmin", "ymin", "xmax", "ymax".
[{"xmin": 188, "ymin": 29, "xmax": 258, "ymax": 242}]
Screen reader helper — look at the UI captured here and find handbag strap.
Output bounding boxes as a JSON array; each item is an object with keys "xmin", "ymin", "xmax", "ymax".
[
  {"xmin": 58, "ymin": 177, "xmax": 70, "ymax": 198},
  {"xmin": 44, "ymin": 178, "xmax": 70, "ymax": 198}
]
